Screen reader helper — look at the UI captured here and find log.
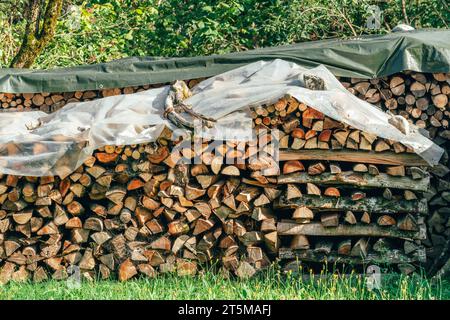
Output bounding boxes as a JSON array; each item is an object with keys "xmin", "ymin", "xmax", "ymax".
[
  {"xmin": 279, "ymin": 248, "xmax": 420, "ymax": 264},
  {"xmin": 275, "ymin": 194, "xmax": 428, "ymax": 214},
  {"xmin": 344, "ymin": 211, "xmax": 357, "ymax": 225},
  {"xmin": 277, "ymin": 171, "xmax": 429, "ymax": 191},
  {"xmin": 292, "ymin": 206, "xmax": 314, "ymax": 220},
  {"xmin": 377, "ymin": 215, "xmax": 396, "ymax": 227},
  {"xmin": 0, "ymin": 72, "xmax": 446, "ymax": 281},
  {"xmin": 350, "ymin": 238, "xmax": 368, "ymax": 257},
  {"xmin": 282, "ymin": 160, "xmax": 305, "ymax": 174},
  {"xmin": 290, "ymin": 235, "xmax": 310, "ymax": 250},
  {"xmin": 277, "ymin": 221, "xmax": 422, "ymax": 239},
  {"xmin": 337, "ymin": 240, "xmax": 352, "ymax": 255},
  {"xmin": 320, "ymin": 213, "xmax": 339, "ymax": 227},
  {"xmin": 279, "ymin": 150, "xmax": 428, "ymax": 166}
]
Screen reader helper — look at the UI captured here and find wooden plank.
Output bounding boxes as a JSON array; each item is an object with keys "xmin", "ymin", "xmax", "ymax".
[
  {"xmin": 279, "ymin": 248, "xmax": 421, "ymax": 264},
  {"xmin": 277, "ymin": 221, "xmax": 422, "ymax": 239},
  {"xmin": 279, "ymin": 150, "xmax": 428, "ymax": 166},
  {"xmin": 241, "ymin": 178, "xmax": 276, "ymax": 188},
  {"xmin": 277, "ymin": 171, "xmax": 429, "ymax": 191},
  {"xmin": 274, "ymin": 194, "xmax": 428, "ymax": 215}
]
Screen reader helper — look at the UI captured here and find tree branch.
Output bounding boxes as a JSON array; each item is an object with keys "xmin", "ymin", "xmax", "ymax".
[
  {"xmin": 9, "ymin": 0, "xmax": 63, "ymax": 68},
  {"xmin": 401, "ymin": 0, "xmax": 410, "ymax": 24}
]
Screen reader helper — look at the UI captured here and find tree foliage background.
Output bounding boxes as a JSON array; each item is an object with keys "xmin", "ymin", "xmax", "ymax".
[{"xmin": 0, "ymin": 0, "xmax": 448, "ymax": 69}]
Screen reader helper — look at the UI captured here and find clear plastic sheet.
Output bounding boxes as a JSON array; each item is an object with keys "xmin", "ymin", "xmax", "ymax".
[
  {"xmin": 187, "ymin": 59, "xmax": 444, "ymax": 165},
  {"xmin": 0, "ymin": 87, "xmax": 180, "ymax": 177},
  {"xmin": 0, "ymin": 59, "xmax": 443, "ymax": 177}
]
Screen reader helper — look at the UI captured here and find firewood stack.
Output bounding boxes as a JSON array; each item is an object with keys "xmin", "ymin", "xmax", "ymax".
[
  {"xmin": 0, "ymin": 79, "xmax": 205, "ymax": 113},
  {"xmin": 338, "ymin": 72, "xmax": 450, "ymax": 274},
  {"xmin": 0, "ymin": 71, "xmax": 448, "ymax": 281},
  {"xmin": 340, "ymin": 72, "xmax": 449, "ymax": 140},
  {"xmin": 0, "ymin": 123, "xmax": 283, "ymax": 283},
  {"xmin": 249, "ymin": 98, "xmax": 430, "ymax": 274}
]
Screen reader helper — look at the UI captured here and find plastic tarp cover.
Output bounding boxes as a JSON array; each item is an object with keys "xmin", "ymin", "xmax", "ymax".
[
  {"xmin": 1, "ymin": 29, "xmax": 449, "ymax": 93},
  {"xmin": 0, "ymin": 59, "xmax": 444, "ymax": 177},
  {"xmin": 188, "ymin": 59, "xmax": 443, "ymax": 164},
  {"xmin": 0, "ymin": 88, "xmax": 179, "ymax": 177}
]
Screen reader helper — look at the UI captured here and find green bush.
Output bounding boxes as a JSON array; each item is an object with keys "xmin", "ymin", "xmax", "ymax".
[{"xmin": 1, "ymin": 0, "xmax": 449, "ymax": 68}]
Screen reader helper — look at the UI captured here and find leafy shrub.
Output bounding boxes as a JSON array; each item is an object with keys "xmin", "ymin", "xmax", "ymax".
[{"xmin": 1, "ymin": 0, "xmax": 448, "ymax": 68}]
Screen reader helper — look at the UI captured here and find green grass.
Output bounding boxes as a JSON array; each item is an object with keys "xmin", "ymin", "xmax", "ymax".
[{"xmin": 1, "ymin": 267, "xmax": 448, "ymax": 300}]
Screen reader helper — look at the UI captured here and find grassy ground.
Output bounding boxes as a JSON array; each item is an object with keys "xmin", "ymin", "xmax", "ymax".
[{"xmin": 1, "ymin": 268, "xmax": 448, "ymax": 300}]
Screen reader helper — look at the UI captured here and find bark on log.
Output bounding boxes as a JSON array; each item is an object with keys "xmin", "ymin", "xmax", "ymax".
[
  {"xmin": 277, "ymin": 221, "xmax": 422, "ymax": 239},
  {"xmin": 275, "ymin": 194, "xmax": 428, "ymax": 215},
  {"xmin": 277, "ymin": 171, "xmax": 429, "ymax": 191}
]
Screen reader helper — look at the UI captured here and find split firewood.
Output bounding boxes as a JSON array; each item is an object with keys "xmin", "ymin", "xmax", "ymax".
[
  {"xmin": 353, "ymin": 163, "xmax": 368, "ymax": 173},
  {"xmin": 404, "ymin": 190, "xmax": 417, "ymax": 200},
  {"xmin": 286, "ymin": 184, "xmax": 302, "ymax": 200},
  {"xmin": 0, "ymin": 70, "xmax": 444, "ymax": 280},
  {"xmin": 293, "ymin": 206, "xmax": 314, "ymax": 221},
  {"xmin": 344, "ymin": 211, "xmax": 357, "ymax": 225},
  {"xmin": 361, "ymin": 212, "xmax": 371, "ymax": 224},
  {"xmin": 264, "ymin": 231, "xmax": 279, "ymax": 253},
  {"xmin": 377, "ymin": 215, "xmax": 396, "ymax": 227},
  {"xmin": 315, "ymin": 240, "xmax": 333, "ymax": 254},
  {"xmin": 308, "ymin": 162, "xmax": 326, "ymax": 175},
  {"xmin": 397, "ymin": 214, "xmax": 418, "ymax": 231},
  {"xmin": 350, "ymin": 238, "xmax": 368, "ymax": 257},
  {"xmin": 368, "ymin": 164, "xmax": 379, "ymax": 176},
  {"xmin": 307, "ymin": 183, "xmax": 321, "ymax": 195},
  {"xmin": 383, "ymin": 188, "xmax": 393, "ymax": 200},
  {"xmin": 321, "ymin": 213, "xmax": 339, "ymax": 227},
  {"xmin": 330, "ymin": 164, "xmax": 341, "ymax": 174},
  {"xmin": 290, "ymin": 235, "xmax": 310, "ymax": 250},
  {"xmin": 386, "ymin": 165, "xmax": 405, "ymax": 177},
  {"xmin": 283, "ymin": 160, "xmax": 304, "ymax": 174},
  {"xmin": 324, "ymin": 187, "xmax": 340, "ymax": 197},
  {"xmin": 337, "ymin": 240, "xmax": 352, "ymax": 256}
]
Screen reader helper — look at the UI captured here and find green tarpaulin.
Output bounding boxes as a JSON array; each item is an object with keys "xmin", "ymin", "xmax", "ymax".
[{"xmin": 0, "ymin": 29, "xmax": 449, "ymax": 93}]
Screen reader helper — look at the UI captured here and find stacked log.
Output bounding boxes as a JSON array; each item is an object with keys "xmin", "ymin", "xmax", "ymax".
[
  {"xmin": 249, "ymin": 100, "xmax": 429, "ymax": 274},
  {"xmin": 0, "ymin": 127, "xmax": 281, "ymax": 283},
  {"xmin": 0, "ymin": 79, "xmax": 205, "ymax": 113},
  {"xmin": 338, "ymin": 72, "xmax": 450, "ymax": 275},
  {"xmin": 0, "ymin": 96, "xmax": 433, "ymax": 283},
  {"xmin": 0, "ymin": 70, "xmax": 449, "ymax": 280},
  {"xmin": 339, "ymin": 72, "xmax": 449, "ymax": 140}
]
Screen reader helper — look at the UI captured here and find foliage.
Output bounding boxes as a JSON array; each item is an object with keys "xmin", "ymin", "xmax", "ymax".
[
  {"xmin": 0, "ymin": 0, "xmax": 27, "ymax": 67},
  {"xmin": 0, "ymin": 0, "xmax": 449, "ymax": 68},
  {"xmin": 0, "ymin": 266, "xmax": 448, "ymax": 300},
  {"xmin": 10, "ymin": 0, "xmax": 64, "ymax": 68}
]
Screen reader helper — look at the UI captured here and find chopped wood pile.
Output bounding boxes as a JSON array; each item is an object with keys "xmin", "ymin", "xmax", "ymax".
[
  {"xmin": 339, "ymin": 72, "xmax": 450, "ymax": 276},
  {"xmin": 0, "ymin": 79, "xmax": 203, "ymax": 113},
  {"xmin": 0, "ymin": 125, "xmax": 281, "ymax": 283},
  {"xmin": 341, "ymin": 72, "xmax": 449, "ymax": 140},
  {"xmin": 250, "ymin": 98, "xmax": 429, "ymax": 275},
  {"xmin": 0, "ymin": 71, "xmax": 449, "ymax": 282}
]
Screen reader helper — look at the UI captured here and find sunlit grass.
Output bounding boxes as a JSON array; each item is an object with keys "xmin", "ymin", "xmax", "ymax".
[{"xmin": 1, "ymin": 265, "xmax": 448, "ymax": 300}]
